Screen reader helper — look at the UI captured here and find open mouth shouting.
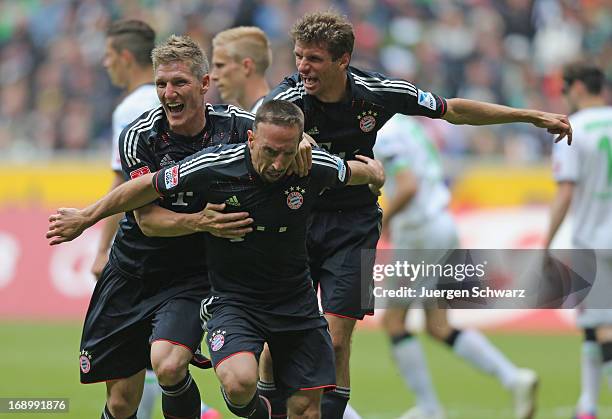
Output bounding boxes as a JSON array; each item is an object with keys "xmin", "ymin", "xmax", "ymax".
[
  {"xmin": 302, "ymin": 75, "xmax": 319, "ymax": 91},
  {"xmin": 167, "ymin": 103, "xmax": 185, "ymax": 114}
]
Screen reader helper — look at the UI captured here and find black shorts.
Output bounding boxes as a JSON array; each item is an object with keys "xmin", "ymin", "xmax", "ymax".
[
  {"xmin": 307, "ymin": 205, "xmax": 382, "ymax": 319},
  {"xmin": 204, "ymin": 299, "xmax": 335, "ymax": 396},
  {"xmin": 79, "ymin": 263, "xmax": 208, "ymax": 384}
]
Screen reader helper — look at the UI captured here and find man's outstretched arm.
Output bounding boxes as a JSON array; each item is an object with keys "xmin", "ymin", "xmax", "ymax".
[
  {"xmin": 47, "ymin": 173, "xmax": 159, "ymax": 245},
  {"xmin": 443, "ymin": 98, "xmax": 573, "ymax": 144}
]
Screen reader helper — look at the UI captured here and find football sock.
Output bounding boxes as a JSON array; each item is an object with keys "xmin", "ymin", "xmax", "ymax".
[
  {"xmin": 257, "ymin": 380, "xmax": 286, "ymax": 418},
  {"xmin": 321, "ymin": 387, "xmax": 350, "ymax": 419},
  {"xmin": 137, "ymin": 369, "xmax": 161, "ymax": 419},
  {"xmin": 577, "ymin": 329, "xmax": 602, "ymax": 414},
  {"xmin": 601, "ymin": 341, "xmax": 612, "ymax": 390},
  {"xmin": 451, "ymin": 329, "xmax": 519, "ymax": 388},
  {"xmin": 391, "ymin": 332, "xmax": 442, "ymax": 414},
  {"xmin": 102, "ymin": 404, "xmax": 137, "ymax": 419},
  {"xmin": 343, "ymin": 403, "xmax": 362, "ymax": 419},
  {"xmin": 160, "ymin": 372, "xmax": 200, "ymax": 418},
  {"xmin": 222, "ymin": 387, "xmax": 270, "ymax": 418}
]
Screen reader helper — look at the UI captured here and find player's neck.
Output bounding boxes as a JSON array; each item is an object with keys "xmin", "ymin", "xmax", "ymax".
[
  {"xmin": 126, "ymin": 66, "xmax": 154, "ymax": 94},
  {"xmin": 576, "ymin": 95, "xmax": 606, "ymax": 111},
  {"xmin": 315, "ymin": 72, "xmax": 348, "ymax": 103},
  {"xmin": 240, "ymin": 77, "xmax": 270, "ymax": 111}
]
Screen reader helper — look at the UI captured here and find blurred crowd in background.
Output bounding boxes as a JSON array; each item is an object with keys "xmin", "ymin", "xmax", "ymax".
[{"xmin": 0, "ymin": 0, "xmax": 610, "ymax": 162}]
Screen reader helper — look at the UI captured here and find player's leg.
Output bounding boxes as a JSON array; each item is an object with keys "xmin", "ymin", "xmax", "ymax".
[
  {"xmin": 269, "ymin": 325, "xmax": 336, "ymax": 419},
  {"xmin": 150, "ymin": 285, "xmax": 209, "ymax": 419},
  {"xmin": 596, "ymin": 325, "xmax": 612, "ymax": 389},
  {"xmin": 206, "ymin": 302, "xmax": 270, "ymax": 418},
  {"xmin": 575, "ymin": 327, "xmax": 602, "ymax": 419},
  {"xmin": 322, "ymin": 315, "xmax": 356, "ymax": 418},
  {"xmin": 309, "ymin": 207, "xmax": 380, "ymax": 418},
  {"xmin": 150, "ymin": 341, "xmax": 200, "ymax": 419},
  {"xmin": 424, "ymin": 308, "xmax": 537, "ymax": 419},
  {"xmin": 287, "ymin": 389, "xmax": 323, "ymax": 419},
  {"xmin": 258, "ymin": 344, "xmax": 287, "ymax": 418},
  {"xmin": 79, "ymin": 264, "xmax": 151, "ymax": 418},
  {"xmin": 216, "ymin": 353, "xmax": 270, "ymax": 417},
  {"xmin": 105, "ymin": 371, "xmax": 146, "ymax": 419},
  {"xmin": 382, "ymin": 307, "xmax": 443, "ymax": 417}
]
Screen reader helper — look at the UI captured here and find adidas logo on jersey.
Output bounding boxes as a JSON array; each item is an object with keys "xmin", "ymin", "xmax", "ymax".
[
  {"xmin": 225, "ymin": 195, "xmax": 240, "ymax": 207},
  {"xmin": 160, "ymin": 154, "xmax": 176, "ymax": 167}
]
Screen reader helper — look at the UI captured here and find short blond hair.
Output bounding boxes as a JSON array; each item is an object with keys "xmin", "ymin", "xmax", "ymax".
[
  {"xmin": 212, "ymin": 27, "xmax": 272, "ymax": 75},
  {"xmin": 152, "ymin": 35, "xmax": 209, "ymax": 79}
]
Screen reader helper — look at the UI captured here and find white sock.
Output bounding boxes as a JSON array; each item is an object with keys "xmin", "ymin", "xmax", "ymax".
[
  {"xmin": 604, "ymin": 360, "xmax": 612, "ymax": 391},
  {"xmin": 452, "ymin": 329, "xmax": 519, "ymax": 388},
  {"xmin": 392, "ymin": 335, "xmax": 442, "ymax": 414},
  {"xmin": 577, "ymin": 340, "xmax": 602, "ymax": 413},
  {"xmin": 137, "ymin": 369, "xmax": 162, "ymax": 419},
  {"xmin": 343, "ymin": 403, "xmax": 362, "ymax": 419}
]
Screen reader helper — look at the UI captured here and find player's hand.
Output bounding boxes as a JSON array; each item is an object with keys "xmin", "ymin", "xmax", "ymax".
[
  {"xmin": 195, "ymin": 203, "xmax": 253, "ymax": 239},
  {"xmin": 91, "ymin": 251, "xmax": 109, "ymax": 280},
  {"xmin": 354, "ymin": 154, "xmax": 385, "ymax": 195},
  {"xmin": 46, "ymin": 208, "xmax": 91, "ymax": 245},
  {"xmin": 532, "ymin": 112, "xmax": 573, "ymax": 145},
  {"xmin": 287, "ymin": 135, "xmax": 313, "ymax": 177}
]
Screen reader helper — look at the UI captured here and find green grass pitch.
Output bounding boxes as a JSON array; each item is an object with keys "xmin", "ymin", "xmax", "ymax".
[{"xmin": 1, "ymin": 321, "xmax": 611, "ymax": 418}]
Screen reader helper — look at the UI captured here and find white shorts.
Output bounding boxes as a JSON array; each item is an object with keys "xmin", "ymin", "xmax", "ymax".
[{"xmin": 577, "ymin": 252, "xmax": 612, "ymax": 328}]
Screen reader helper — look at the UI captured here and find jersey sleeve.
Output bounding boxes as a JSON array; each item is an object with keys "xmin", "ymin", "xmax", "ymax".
[
  {"xmin": 359, "ymin": 71, "xmax": 446, "ymax": 119},
  {"xmin": 264, "ymin": 74, "xmax": 304, "ymax": 107},
  {"xmin": 118, "ymin": 123, "xmax": 157, "ymax": 182},
  {"xmin": 110, "ymin": 109, "xmax": 124, "ymax": 172},
  {"xmin": 310, "ymin": 147, "xmax": 351, "ymax": 191},
  {"xmin": 153, "ymin": 145, "xmax": 226, "ymax": 197},
  {"xmin": 552, "ymin": 141, "xmax": 579, "ymax": 183}
]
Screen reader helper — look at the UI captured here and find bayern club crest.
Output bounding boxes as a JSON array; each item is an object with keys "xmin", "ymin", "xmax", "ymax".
[
  {"xmin": 209, "ymin": 329, "xmax": 226, "ymax": 352},
  {"xmin": 357, "ymin": 111, "xmax": 377, "ymax": 133},
  {"xmin": 79, "ymin": 350, "xmax": 92, "ymax": 373},
  {"xmin": 285, "ymin": 186, "xmax": 305, "ymax": 210}
]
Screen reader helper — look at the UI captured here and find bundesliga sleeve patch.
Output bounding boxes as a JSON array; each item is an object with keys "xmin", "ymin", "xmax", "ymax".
[
  {"xmin": 164, "ymin": 165, "xmax": 179, "ymax": 189},
  {"xmin": 417, "ymin": 89, "xmax": 437, "ymax": 111},
  {"xmin": 129, "ymin": 166, "xmax": 151, "ymax": 179},
  {"xmin": 334, "ymin": 156, "xmax": 347, "ymax": 182}
]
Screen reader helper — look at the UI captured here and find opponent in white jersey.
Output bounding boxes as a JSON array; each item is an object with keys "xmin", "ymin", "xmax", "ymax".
[
  {"xmin": 546, "ymin": 61, "xmax": 612, "ymax": 419},
  {"xmin": 375, "ymin": 114, "xmax": 538, "ymax": 419},
  {"xmin": 109, "ymin": 84, "xmax": 159, "ymax": 172}
]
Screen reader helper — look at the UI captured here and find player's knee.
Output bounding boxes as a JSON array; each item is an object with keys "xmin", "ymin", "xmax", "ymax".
[
  {"xmin": 153, "ymin": 356, "xmax": 189, "ymax": 386},
  {"xmin": 288, "ymin": 394, "xmax": 320, "ymax": 419},
  {"xmin": 218, "ymin": 369, "xmax": 258, "ymax": 404},
  {"xmin": 329, "ymin": 330, "xmax": 350, "ymax": 356},
  {"xmin": 106, "ymin": 393, "xmax": 139, "ymax": 418},
  {"xmin": 381, "ymin": 311, "xmax": 405, "ymax": 335},
  {"xmin": 425, "ymin": 321, "xmax": 450, "ymax": 341}
]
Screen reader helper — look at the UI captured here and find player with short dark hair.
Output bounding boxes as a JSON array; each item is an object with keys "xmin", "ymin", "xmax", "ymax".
[
  {"xmin": 547, "ymin": 60, "xmax": 612, "ymax": 419},
  {"xmin": 267, "ymin": 11, "xmax": 572, "ymax": 418},
  {"xmin": 46, "ymin": 99, "xmax": 385, "ymax": 419}
]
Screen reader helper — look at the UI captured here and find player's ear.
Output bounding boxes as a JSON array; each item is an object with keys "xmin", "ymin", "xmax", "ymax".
[
  {"xmin": 201, "ymin": 74, "xmax": 210, "ymax": 93},
  {"xmin": 338, "ymin": 52, "xmax": 350, "ymax": 70},
  {"xmin": 242, "ymin": 57, "xmax": 255, "ymax": 76},
  {"xmin": 120, "ymin": 48, "xmax": 134, "ymax": 65},
  {"xmin": 247, "ymin": 129, "xmax": 255, "ymax": 148}
]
